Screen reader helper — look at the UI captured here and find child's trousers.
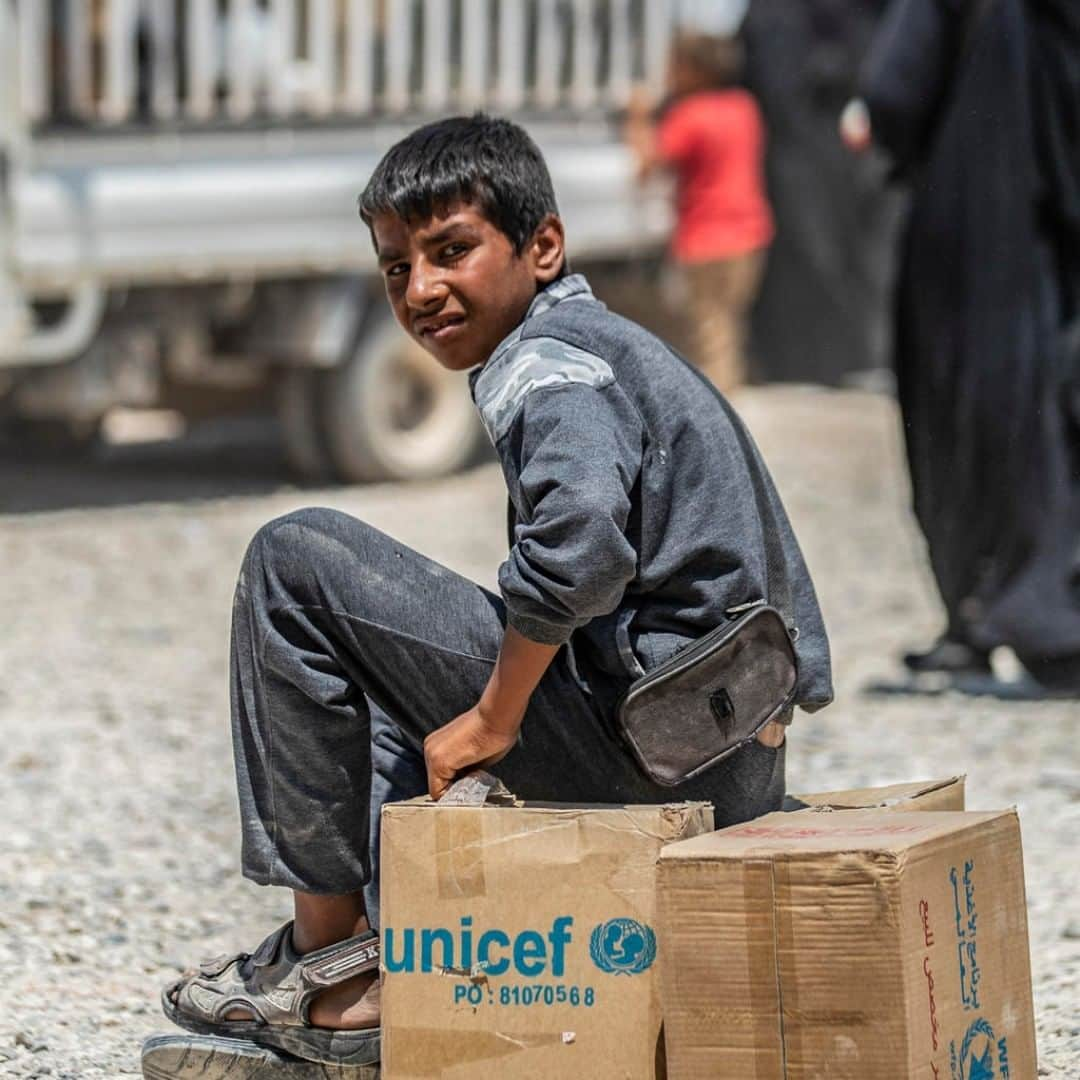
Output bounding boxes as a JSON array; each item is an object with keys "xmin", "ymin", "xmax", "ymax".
[
  {"xmin": 230, "ymin": 507, "xmax": 786, "ymax": 897},
  {"xmin": 684, "ymin": 250, "xmax": 766, "ymax": 394}
]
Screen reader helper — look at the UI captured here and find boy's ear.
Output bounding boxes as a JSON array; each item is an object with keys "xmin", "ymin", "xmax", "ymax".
[{"xmin": 529, "ymin": 215, "xmax": 566, "ymax": 285}]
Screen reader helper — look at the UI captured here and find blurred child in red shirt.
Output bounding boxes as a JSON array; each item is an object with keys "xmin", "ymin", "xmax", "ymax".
[{"xmin": 626, "ymin": 32, "xmax": 773, "ymax": 393}]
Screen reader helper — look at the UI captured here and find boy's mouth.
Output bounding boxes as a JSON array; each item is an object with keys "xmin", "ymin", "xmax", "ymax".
[{"xmin": 416, "ymin": 313, "xmax": 466, "ymax": 343}]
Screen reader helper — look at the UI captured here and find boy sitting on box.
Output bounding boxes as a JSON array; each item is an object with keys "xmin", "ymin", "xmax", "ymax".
[{"xmin": 163, "ymin": 114, "xmax": 832, "ymax": 1065}]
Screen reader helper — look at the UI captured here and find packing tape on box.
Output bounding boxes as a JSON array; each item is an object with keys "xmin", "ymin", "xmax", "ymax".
[
  {"xmin": 435, "ymin": 809, "xmax": 488, "ymax": 900},
  {"xmin": 433, "ymin": 810, "xmax": 624, "ymax": 903},
  {"xmin": 743, "ymin": 858, "xmax": 786, "ymax": 1077},
  {"xmin": 771, "ymin": 858, "xmax": 800, "ymax": 1073}
]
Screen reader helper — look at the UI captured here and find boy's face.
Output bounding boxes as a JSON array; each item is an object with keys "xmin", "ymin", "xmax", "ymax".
[
  {"xmin": 372, "ymin": 201, "xmax": 565, "ymax": 371},
  {"xmin": 667, "ymin": 50, "xmax": 707, "ymax": 97}
]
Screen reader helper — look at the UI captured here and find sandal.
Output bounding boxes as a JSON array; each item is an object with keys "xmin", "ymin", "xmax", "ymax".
[{"xmin": 162, "ymin": 922, "xmax": 381, "ymax": 1066}]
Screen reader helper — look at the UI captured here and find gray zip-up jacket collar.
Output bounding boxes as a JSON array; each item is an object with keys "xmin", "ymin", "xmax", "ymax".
[{"xmin": 470, "ymin": 274, "xmax": 832, "ymax": 712}]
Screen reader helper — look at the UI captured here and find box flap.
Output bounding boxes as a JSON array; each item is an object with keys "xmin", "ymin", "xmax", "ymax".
[
  {"xmin": 392, "ymin": 796, "xmax": 712, "ymax": 815},
  {"xmin": 384, "ymin": 799, "xmax": 714, "ymax": 843},
  {"xmin": 789, "ymin": 776, "xmax": 966, "ymax": 812},
  {"xmin": 659, "ymin": 808, "xmax": 1014, "ymax": 860}
]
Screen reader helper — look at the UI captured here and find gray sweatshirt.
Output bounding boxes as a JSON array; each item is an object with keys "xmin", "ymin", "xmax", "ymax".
[{"xmin": 469, "ymin": 274, "xmax": 833, "ymax": 712}]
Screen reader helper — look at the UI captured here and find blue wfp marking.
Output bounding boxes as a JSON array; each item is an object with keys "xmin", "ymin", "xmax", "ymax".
[
  {"xmin": 950, "ymin": 1016, "xmax": 1010, "ymax": 1080},
  {"xmin": 950, "ymin": 858, "xmax": 982, "ymax": 1011}
]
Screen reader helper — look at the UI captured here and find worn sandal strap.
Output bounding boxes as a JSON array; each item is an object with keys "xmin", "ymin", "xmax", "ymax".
[
  {"xmin": 250, "ymin": 922, "xmax": 293, "ymax": 968},
  {"xmin": 192, "ymin": 922, "xmax": 291, "ymax": 981},
  {"xmin": 299, "ymin": 931, "xmax": 381, "ymax": 989},
  {"xmin": 197, "ymin": 951, "xmax": 248, "ymax": 978}
]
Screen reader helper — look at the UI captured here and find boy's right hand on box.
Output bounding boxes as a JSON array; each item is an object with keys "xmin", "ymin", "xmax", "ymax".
[
  {"xmin": 424, "ymin": 626, "xmax": 558, "ymax": 799},
  {"xmin": 423, "ymin": 703, "xmax": 523, "ymax": 801}
]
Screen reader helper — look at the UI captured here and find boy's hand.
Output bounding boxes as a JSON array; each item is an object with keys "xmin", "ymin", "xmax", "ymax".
[
  {"xmin": 425, "ymin": 625, "xmax": 558, "ymax": 800},
  {"xmin": 424, "ymin": 703, "xmax": 523, "ymax": 801},
  {"xmin": 625, "ymin": 84, "xmax": 654, "ymax": 122},
  {"xmin": 622, "ymin": 83, "xmax": 662, "ymax": 181},
  {"xmin": 756, "ymin": 719, "xmax": 787, "ymax": 748}
]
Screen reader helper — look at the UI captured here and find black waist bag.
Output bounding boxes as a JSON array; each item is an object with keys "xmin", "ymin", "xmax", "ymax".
[{"xmin": 616, "ymin": 605, "xmax": 799, "ymax": 787}]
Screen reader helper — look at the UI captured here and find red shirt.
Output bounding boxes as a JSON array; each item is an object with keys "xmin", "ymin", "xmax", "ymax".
[{"xmin": 657, "ymin": 89, "xmax": 774, "ymax": 263}]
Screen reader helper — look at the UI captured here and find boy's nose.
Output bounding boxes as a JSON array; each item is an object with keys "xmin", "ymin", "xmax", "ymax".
[{"xmin": 406, "ymin": 262, "xmax": 449, "ymax": 310}]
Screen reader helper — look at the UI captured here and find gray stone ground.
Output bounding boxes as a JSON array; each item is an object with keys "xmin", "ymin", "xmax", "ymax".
[{"xmin": 0, "ymin": 386, "xmax": 1076, "ymax": 1078}]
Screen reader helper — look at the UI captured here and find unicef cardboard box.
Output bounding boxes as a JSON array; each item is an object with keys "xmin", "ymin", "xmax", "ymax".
[
  {"xmin": 657, "ymin": 808, "xmax": 1037, "ymax": 1079},
  {"xmin": 380, "ymin": 798, "xmax": 712, "ymax": 1079}
]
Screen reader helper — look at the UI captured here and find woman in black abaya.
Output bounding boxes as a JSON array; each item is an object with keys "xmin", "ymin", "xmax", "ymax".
[{"xmin": 858, "ymin": 0, "xmax": 1080, "ymax": 690}]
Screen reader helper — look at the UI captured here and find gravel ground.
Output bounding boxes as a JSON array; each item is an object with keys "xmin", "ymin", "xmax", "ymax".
[{"xmin": 0, "ymin": 386, "xmax": 1076, "ymax": 1078}]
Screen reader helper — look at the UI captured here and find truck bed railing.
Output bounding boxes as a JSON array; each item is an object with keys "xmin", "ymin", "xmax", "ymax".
[{"xmin": 14, "ymin": 0, "xmax": 674, "ymax": 129}]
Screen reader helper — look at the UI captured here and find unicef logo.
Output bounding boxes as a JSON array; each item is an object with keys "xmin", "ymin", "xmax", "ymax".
[{"xmin": 589, "ymin": 918, "xmax": 657, "ymax": 976}]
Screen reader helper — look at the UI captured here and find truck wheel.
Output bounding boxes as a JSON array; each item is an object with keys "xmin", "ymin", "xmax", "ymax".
[
  {"xmin": 321, "ymin": 312, "xmax": 484, "ymax": 483},
  {"xmin": 276, "ymin": 369, "xmax": 336, "ymax": 484}
]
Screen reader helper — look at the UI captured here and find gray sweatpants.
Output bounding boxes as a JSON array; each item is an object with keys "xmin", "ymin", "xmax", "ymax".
[{"xmin": 230, "ymin": 508, "xmax": 786, "ymax": 902}]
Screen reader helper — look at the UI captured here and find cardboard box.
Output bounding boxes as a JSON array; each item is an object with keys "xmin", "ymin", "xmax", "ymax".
[
  {"xmin": 789, "ymin": 775, "xmax": 966, "ymax": 813},
  {"xmin": 657, "ymin": 809, "xmax": 1036, "ymax": 1079},
  {"xmin": 381, "ymin": 799, "xmax": 713, "ymax": 1079}
]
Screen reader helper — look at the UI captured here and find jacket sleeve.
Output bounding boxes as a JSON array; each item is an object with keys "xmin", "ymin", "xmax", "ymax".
[{"xmin": 498, "ymin": 381, "xmax": 644, "ymax": 645}]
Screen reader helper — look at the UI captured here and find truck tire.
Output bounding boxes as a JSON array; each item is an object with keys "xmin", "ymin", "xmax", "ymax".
[
  {"xmin": 276, "ymin": 369, "xmax": 336, "ymax": 484},
  {"xmin": 321, "ymin": 311, "xmax": 484, "ymax": 483}
]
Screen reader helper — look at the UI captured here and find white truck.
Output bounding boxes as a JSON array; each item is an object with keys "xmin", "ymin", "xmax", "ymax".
[{"xmin": 0, "ymin": 0, "xmax": 673, "ymax": 481}]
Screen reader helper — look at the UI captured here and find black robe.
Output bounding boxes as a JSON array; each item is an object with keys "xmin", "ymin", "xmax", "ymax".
[
  {"xmin": 743, "ymin": 0, "xmax": 901, "ymax": 384},
  {"xmin": 862, "ymin": 0, "xmax": 1080, "ymax": 664}
]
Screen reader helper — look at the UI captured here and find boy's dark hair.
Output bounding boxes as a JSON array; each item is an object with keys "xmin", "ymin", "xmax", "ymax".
[
  {"xmin": 359, "ymin": 114, "xmax": 562, "ymax": 256},
  {"xmin": 672, "ymin": 31, "xmax": 745, "ymax": 90}
]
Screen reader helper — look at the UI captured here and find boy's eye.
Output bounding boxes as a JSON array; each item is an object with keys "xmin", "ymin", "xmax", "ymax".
[
  {"xmin": 441, "ymin": 242, "xmax": 468, "ymax": 260},
  {"xmin": 385, "ymin": 262, "xmax": 409, "ymax": 278}
]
